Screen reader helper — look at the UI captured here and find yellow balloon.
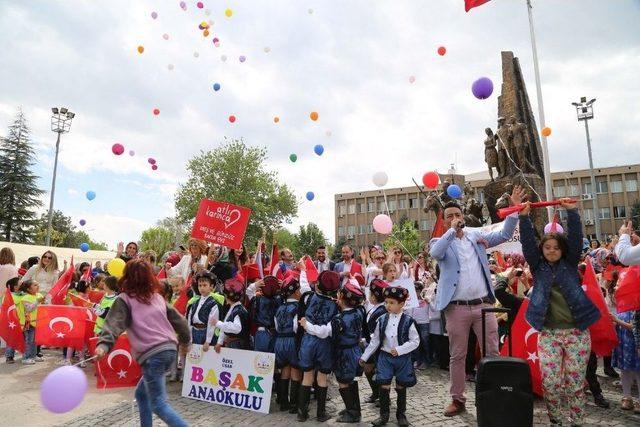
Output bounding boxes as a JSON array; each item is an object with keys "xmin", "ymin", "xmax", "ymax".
[
  {"xmin": 107, "ymin": 258, "xmax": 126, "ymax": 278},
  {"xmin": 225, "ymin": 8, "xmax": 233, "ymax": 17}
]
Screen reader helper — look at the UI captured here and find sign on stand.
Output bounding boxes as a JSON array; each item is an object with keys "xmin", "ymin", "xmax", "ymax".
[{"xmin": 191, "ymin": 199, "xmax": 251, "ymax": 250}]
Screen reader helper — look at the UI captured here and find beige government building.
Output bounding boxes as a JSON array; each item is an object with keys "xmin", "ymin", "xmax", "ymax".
[{"xmin": 334, "ymin": 164, "xmax": 640, "ymax": 248}]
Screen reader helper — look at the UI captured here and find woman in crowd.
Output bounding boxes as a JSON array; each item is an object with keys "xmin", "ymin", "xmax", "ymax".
[
  {"xmin": 389, "ymin": 247, "xmax": 409, "ymax": 279},
  {"xmin": 411, "ymin": 251, "xmax": 431, "ymax": 284},
  {"xmin": 117, "ymin": 241, "xmax": 139, "ymax": 262},
  {"xmin": 228, "ymin": 244, "xmax": 248, "ymax": 276},
  {"xmin": 0, "ymin": 247, "xmax": 19, "ymax": 297},
  {"xmin": 166, "ymin": 238, "xmax": 208, "ymax": 281},
  {"xmin": 20, "ymin": 250, "xmax": 60, "ymax": 294}
]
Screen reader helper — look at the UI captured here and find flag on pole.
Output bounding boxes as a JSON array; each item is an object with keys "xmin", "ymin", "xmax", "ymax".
[
  {"xmin": 303, "ymin": 255, "xmax": 319, "ymax": 283},
  {"xmin": 269, "ymin": 242, "xmax": 279, "ymax": 275},
  {"xmin": 465, "ymin": 0, "xmax": 491, "ymax": 12},
  {"xmin": 48, "ymin": 258, "xmax": 75, "ymax": 305},
  {"xmin": 35, "ymin": 305, "xmax": 87, "ymax": 350},
  {"xmin": 583, "ymin": 258, "xmax": 618, "ymax": 356},
  {"xmin": 89, "ymin": 335, "xmax": 142, "ymax": 388},
  {"xmin": 431, "ymin": 210, "xmax": 445, "ymax": 239},
  {"xmin": 256, "ymin": 242, "xmax": 264, "ymax": 280},
  {"xmin": 615, "ymin": 265, "xmax": 640, "ymax": 313},
  {"xmin": 0, "ymin": 291, "xmax": 25, "ymax": 353},
  {"xmin": 173, "ymin": 273, "xmax": 192, "ymax": 316}
]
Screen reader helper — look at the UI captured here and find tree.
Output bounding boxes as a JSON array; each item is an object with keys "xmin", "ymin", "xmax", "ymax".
[
  {"xmin": 32, "ymin": 210, "xmax": 108, "ymax": 250},
  {"xmin": 631, "ymin": 201, "xmax": 640, "ymax": 230},
  {"xmin": 175, "ymin": 138, "xmax": 297, "ymax": 245},
  {"xmin": 297, "ymin": 222, "xmax": 327, "ymax": 257},
  {"xmin": 382, "ymin": 218, "xmax": 425, "ymax": 258},
  {"xmin": 139, "ymin": 226, "xmax": 175, "ymax": 260},
  {"xmin": 155, "ymin": 216, "xmax": 191, "ymax": 245},
  {"xmin": 0, "ymin": 109, "xmax": 43, "ymax": 242},
  {"xmin": 331, "ymin": 238, "xmax": 348, "ymax": 262},
  {"xmin": 272, "ymin": 228, "xmax": 299, "ymax": 258}
]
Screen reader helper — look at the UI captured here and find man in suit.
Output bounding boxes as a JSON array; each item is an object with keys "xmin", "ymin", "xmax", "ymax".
[
  {"xmin": 430, "ymin": 185, "xmax": 524, "ymax": 417},
  {"xmin": 334, "ymin": 245, "xmax": 363, "ymax": 286},
  {"xmin": 315, "ymin": 246, "xmax": 335, "ymax": 273}
]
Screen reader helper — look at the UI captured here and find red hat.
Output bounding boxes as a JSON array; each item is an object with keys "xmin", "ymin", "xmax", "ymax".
[
  {"xmin": 280, "ymin": 275, "xmax": 300, "ymax": 296},
  {"xmin": 262, "ymin": 275, "xmax": 281, "ymax": 297},
  {"xmin": 383, "ymin": 286, "xmax": 409, "ymax": 302},
  {"xmin": 317, "ymin": 270, "xmax": 340, "ymax": 294},
  {"xmin": 352, "ymin": 272, "xmax": 365, "ymax": 288},
  {"xmin": 340, "ymin": 282, "xmax": 365, "ymax": 307},
  {"xmin": 166, "ymin": 252, "xmax": 181, "ymax": 267},
  {"xmin": 370, "ymin": 279, "xmax": 389, "ymax": 300},
  {"xmin": 223, "ymin": 278, "xmax": 245, "ymax": 300}
]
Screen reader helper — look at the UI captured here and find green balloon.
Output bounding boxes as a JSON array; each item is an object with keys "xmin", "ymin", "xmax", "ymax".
[{"xmin": 289, "ymin": 153, "xmax": 297, "ymax": 162}]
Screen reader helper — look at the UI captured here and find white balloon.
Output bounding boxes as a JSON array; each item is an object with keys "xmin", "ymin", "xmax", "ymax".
[
  {"xmin": 220, "ymin": 55, "xmax": 227, "ymax": 62},
  {"xmin": 372, "ymin": 171, "xmax": 388, "ymax": 188},
  {"xmin": 162, "ymin": 33, "xmax": 169, "ymax": 40},
  {"xmin": 264, "ymin": 46, "xmax": 271, "ymax": 53},
  {"xmin": 193, "ymin": 51, "xmax": 200, "ymax": 58},
  {"xmin": 167, "ymin": 64, "xmax": 174, "ymax": 70}
]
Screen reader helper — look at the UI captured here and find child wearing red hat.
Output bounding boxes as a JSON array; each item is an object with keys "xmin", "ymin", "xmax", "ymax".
[
  {"xmin": 250, "ymin": 275, "xmax": 281, "ymax": 352},
  {"xmin": 214, "ymin": 278, "xmax": 249, "ymax": 351}
]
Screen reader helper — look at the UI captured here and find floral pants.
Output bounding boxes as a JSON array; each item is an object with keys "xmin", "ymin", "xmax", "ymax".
[{"xmin": 538, "ymin": 328, "xmax": 591, "ymax": 424}]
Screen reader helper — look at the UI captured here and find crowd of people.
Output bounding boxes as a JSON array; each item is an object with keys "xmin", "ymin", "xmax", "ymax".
[{"xmin": 1, "ymin": 186, "xmax": 640, "ymax": 426}]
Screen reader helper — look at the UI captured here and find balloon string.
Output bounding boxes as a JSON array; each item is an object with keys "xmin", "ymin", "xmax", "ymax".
[
  {"xmin": 389, "ymin": 231, "xmax": 419, "ymax": 265},
  {"xmin": 382, "ymin": 189, "xmax": 390, "ymax": 216},
  {"xmin": 72, "ymin": 354, "xmax": 98, "ymax": 367}
]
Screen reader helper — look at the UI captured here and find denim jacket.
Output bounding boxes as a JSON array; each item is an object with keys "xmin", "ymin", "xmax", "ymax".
[{"xmin": 521, "ymin": 209, "xmax": 600, "ymax": 331}]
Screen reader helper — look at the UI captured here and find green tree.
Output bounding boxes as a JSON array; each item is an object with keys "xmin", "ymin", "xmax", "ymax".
[
  {"xmin": 139, "ymin": 226, "xmax": 175, "ymax": 260},
  {"xmin": 272, "ymin": 228, "xmax": 299, "ymax": 258},
  {"xmin": 175, "ymin": 138, "xmax": 298, "ymax": 245},
  {"xmin": 0, "ymin": 109, "xmax": 43, "ymax": 242},
  {"xmin": 631, "ymin": 201, "xmax": 640, "ymax": 230},
  {"xmin": 331, "ymin": 238, "xmax": 347, "ymax": 262},
  {"xmin": 297, "ymin": 222, "xmax": 327, "ymax": 257},
  {"xmin": 382, "ymin": 218, "xmax": 424, "ymax": 258},
  {"xmin": 156, "ymin": 216, "xmax": 191, "ymax": 245},
  {"xmin": 33, "ymin": 210, "xmax": 108, "ymax": 250}
]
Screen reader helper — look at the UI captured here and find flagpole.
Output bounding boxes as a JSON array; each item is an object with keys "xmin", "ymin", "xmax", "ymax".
[{"xmin": 526, "ymin": 0, "xmax": 553, "ymax": 221}]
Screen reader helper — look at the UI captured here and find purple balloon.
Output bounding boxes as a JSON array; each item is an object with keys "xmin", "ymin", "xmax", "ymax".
[
  {"xmin": 40, "ymin": 366, "xmax": 88, "ymax": 413},
  {"xmin": 148, "ymin": 157, "xmax": 156, "ymax": 165},
  {"xmin": 472, "ymin": 77, "xmax": 494, "ymax": 100},
  {"xmin": 79, "ymin": 219, "xmax": 86, "ymax": 226}
]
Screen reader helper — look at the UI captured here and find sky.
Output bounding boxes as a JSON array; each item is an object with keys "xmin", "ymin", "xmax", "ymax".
[{"xmin": 0, "ymin": 0, "xmax": 639, "ymax": 250}]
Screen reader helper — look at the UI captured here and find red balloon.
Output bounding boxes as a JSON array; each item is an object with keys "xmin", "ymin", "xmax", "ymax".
[
  {"xmin": 111, "ymin": 143, "xmax": 124, "ymax": 155},
  {"xmin": 422, "ymin": 171, "xmax": 439, "ymax": 189},
  {"xmin": 228, "ymin": 115, "xmax": 236, "ymax": 123},
  {"xmin": 437, "ymin": 46, "xmax": 446, "ymax": 56},
  {"xmin": 152, "ymin": 164, "xmax": 158, "ymax": 171},
  {"xmin": 153, "ymin": 108, "xmax": 160, "ymax": 115}
]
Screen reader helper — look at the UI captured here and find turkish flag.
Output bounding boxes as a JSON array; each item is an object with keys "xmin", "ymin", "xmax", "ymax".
[
  {"xmin": 85, "ymin": 308, "xmax": 97, "ymax": 345},
  {"xmin": 303, "ymin": 256, "xmax": 319, "ymax": 282},
  {"xmin": 0, "ymin": 291, "xmax": 25, "ymax": 353},
  {"xmin": 583, "ymin": 258, "xmax": 618, "ymax": 356},
  {"xmin": 89, "ymin": 335, "xmax": 142, "ymax": 388},
  {"xmin": 269, "ymin": 242, "xmax": 279, "ymax": 276},
  {"xmin": 88, "ymin": 290, "xmax": 105, "ymax": 304},
  {"xmin": 501, "ymin": 299, "xmax": 542, "ymax": 396},
  {"xmin": 48, "ymin": 260, "xmax": 75, "ymax": 305},
  {"xmin": 172, "ymin": 273, "xmax": 192, "ymax": 316},
  {"xmin": 69, "ymin": 293, "xmax": 93, "ymax": 308},
  {"xmin": 242, "ymin": 264, "xmax": 263, "ymax": 283},
  {"xmin": 615, "ymin": 266, "xmax": 640, "ymax": 313},
  {"xmin": 465, "ymin": 0, "xmax": 491, "ymax": 12},
  {"xmin": 35, "ymin": 305, "xmax": 87, "ymax": 350},
  {"xmin": 431, "ymin": 210, "xmax": 445, "ymax": 239}
]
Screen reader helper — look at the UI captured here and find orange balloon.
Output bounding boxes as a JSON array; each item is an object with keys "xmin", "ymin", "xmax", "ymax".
[
  {"xmin": 310, "ymin": 111, "xmax": 319, "ymax": 121},
  {"xmin": 541, "ymin": 127, "xmax": 552, "ymax": 137},
  {"xmin": 274, "ymin": 117, "xmax": 280, "ymax": 123},
  {"xmin": 203, "ymin": 30, "xmax": 209, "ymax": 37},
  {"xmin": 137, "ymin": 46, "xmax": 144, "ymax": 54}
]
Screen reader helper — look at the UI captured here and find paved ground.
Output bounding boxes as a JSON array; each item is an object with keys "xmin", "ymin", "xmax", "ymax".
[{"xmin": 1, "ymin": 349, "xmax": 639, "ymax": 426}]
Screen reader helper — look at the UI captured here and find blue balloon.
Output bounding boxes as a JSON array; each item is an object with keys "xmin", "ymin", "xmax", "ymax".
[
  {"xmin": 86, "ymin": 191, "xmax": 96, "ymax": 201},
  {"xmin": 446, "ymin": 184, "xmax": 462, "ymax": 199},
  {"xmin": 80, "ymin": 243, "xmax": 90, "ymax": 252},
  {"xmin": 306, "ymin": 191, "xmax": 315, "ymax": 201},
  {"xmin": 79, "ymin": 219, "xmax": 86, "ymax": 226},
  {"xmin": 213, "ymin": 83, "xmax": 221, "ymax": 91},
  {"xmin": 313, "ymin": 144, "xmax": 324, "ymax": 156}
]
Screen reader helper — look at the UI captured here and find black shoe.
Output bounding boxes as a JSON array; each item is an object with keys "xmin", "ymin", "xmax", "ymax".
[
  {"xmin": 396, "ymin": 388, "xmax": 409, "ymax": 427},
  {"xmin": 297, "ymin": 385, "xmax": 311, "ymax": 422},
  {"xmin": 315, "ymin": 386, "xmax": 331, "ymax": 422},
  {"xmin": 593, "ymin": 393, "xmax": 610, "ymax": 409},
  {"xmin": 371, "ymin": 388, "xmax": 390, "ymax": 426},
  {"xmin": 5, "ymin": 358, "xmax": 14, "ymax": 364},
  {"xmin": 364, "ymin": 371, "xmax": 379, "ymax": 403},
  {"xmin": 289, "ymin": 380, "xmax": 301, "ymax": 414},
  {"xmin": 278, "ymin": 378, "xmax": 290, "ymax": 411},
  {"xmin": 603, "ymin": 367, "xmax": 619, "ymax": 379},
  {"xmin": 351, "ymin": 381, "xmax": 362, "ymax": 422},
  {"xmin": 337, "ymin": 386, "xmax": 355, "ymax": 423}
]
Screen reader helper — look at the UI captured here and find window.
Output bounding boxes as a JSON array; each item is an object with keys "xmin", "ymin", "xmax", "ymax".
[
  {"xmin": 388, "ymin": 200, "xmax": 397, "ymax": 212},
  {"xmin": 339, "ymin": 204, "xmax": 346, "ymax": 216},
  {"xmin": 348, "ymin": 204, "xmax": 356, "ymax": 214},
  {"xmin": 626, "ymin": 179, "xmax": 638, "ymax": 192},
  {"xmin": 359, "ymin": 224, "xmax": 367, "ymax": 235},
  {"xmin": 420, "ymin": 219, "xmax": 429, "ymax": 230},
  {"xmin": 399, "ymin": 199, "xmax": 406, "ymax": 209},
  {"xmin": 598, "ymin": 207, "xmax": 610, "ymax": 219},
  {"xmin": 583, "ymin": 182, "xmax": 592, "ymax": 195},
  {"xmin": 338, "ymin": 226, "xmax": 345, "ymax": 237},
  {"xmin": 582, "ymin": 209, "xmax": 594, "ymax": 221},
  {"xmin": 368, "ymin": 201, "xmax": 375, "ymax": 212},
  {"xmin": 596, "ymin": 181, "xmax": 608, "ymax": 193},
  {"xmin": 553, "ymin": 185, "xmax": 566, "ymax": 197},
  {"xmin": 367, "ymin": 224, "xmax": 374, "ymax": 234},
  {"xmin": 359, "ymin": 202, "xmax": 366, "ymax": 213},
  {"xmin": 610, "ymin": 181, "xmax": 623, "ymax": 193},
  {"xmin": 568, "ymin": 183, "xmax": 580, "ymax": 196},
  {"xmin": 378, "ymin": 201, "xmax": 385, "ymax": 212},
  {"xmin": 614, "ymin": 206, "xmax": 626, "ymax": 218},
  {"xmin": 409, "ymin": 197, "xmax": 419, "ymax": 208},
  {"xmin": 347, "ymin": 225, "xmax": 356, "ymax": 237}
]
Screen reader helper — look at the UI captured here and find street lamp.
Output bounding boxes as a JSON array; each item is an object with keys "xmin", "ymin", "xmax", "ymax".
[
  {"xmin": 46, "ymin": 107, "xmax": 75, "ymax": 246},
  {"xmin": 571, "ymin": 97, "xmax": 600, "ymax": 241}
]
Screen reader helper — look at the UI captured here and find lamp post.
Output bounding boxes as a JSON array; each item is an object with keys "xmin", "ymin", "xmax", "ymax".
[
  {"xmin": 571, "ymin": 97, "xmax": 600, "ymax": 241},
  {"xmin": 46, "ymin": 107, "xmax": 75, "ymax": 246}
]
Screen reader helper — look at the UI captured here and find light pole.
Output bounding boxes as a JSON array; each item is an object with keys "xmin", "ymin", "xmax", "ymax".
[
  {"xmin": 46, "ymin": 107, "xmax": 75, "ymax": 246},
  {"xmin": 571, "ymin": 97, "xmax": 600, "ymax": 241}
]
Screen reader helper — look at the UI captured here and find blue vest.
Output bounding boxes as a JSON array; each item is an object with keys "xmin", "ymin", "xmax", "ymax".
[
  {"xmin": 251, "ymin": 295, "xmax": 279, "ymax": 329},
  {"xmin": 376, "ymin": 313, "xmax": 415, "ymax": 352},
  {"xmin": 225, "ymin": 304, "xmax": 249, "ymax": 339},
  {"xmin": 275, "ymin": 301, "xmax": 298, "ymax": 337},
  {"xmin": 365, "ymin": 304, "xmax": 387, "ymax": 343},
  {"xmin": 187, "ymin": 296, "xmax": 218, "ymax": 325},
  {"xmin": 332, "ymin": 308, "xmax": 363, "ymax": 349},
  {"xmin": 304, "ymin": 293, "xmax": 339, "ymax": 326}
]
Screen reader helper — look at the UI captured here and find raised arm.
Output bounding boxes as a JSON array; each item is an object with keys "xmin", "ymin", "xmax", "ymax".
[{"xmin": 615, "ymin": 220, "xmax": 640, "ymax": 266}]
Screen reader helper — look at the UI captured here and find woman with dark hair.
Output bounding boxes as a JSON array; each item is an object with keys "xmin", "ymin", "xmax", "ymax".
[
  {"xmin": 228, "ymin": 244, "xmax": 248, "ymax": 275},
  {"xmin": 411, "ymin": 251, "xmax": 431, "ymax": 283},
  {"xmin": 96, "ymin": 259, "xmax": 191, "ymax": 427},
  {"xmin": 117, "ymin": 241, "xmax": 139, "ymax": 262}
]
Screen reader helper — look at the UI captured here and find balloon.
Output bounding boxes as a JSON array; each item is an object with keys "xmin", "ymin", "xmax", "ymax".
[
  {"xmin": 544, "ymin": 222, "xmax": 564, "ymax": 234},
  {"xmin": 153, "ymin": 108, "xmax": 160, "ymax": 115},
  {"xmin": 228, "ymin": 115, "xmax": 236, "ymax": 123},
  {"xmin": 40, "ymin": 366, "xmax": 87, "ymax": 413},
  {"xmin": 80, "ymin": 243, "xmax": 89, "ymax": 252},
  {"xmin": 447, "ymin": 184, "xmax": 462, "ymax": 199},
  {"xmin": 129, "ymin": 150, "xmax": 135, "ymax": 156},
  {"xmin": 372, "ymin": 172, "xmax": 388, "ymax": 188},
  {"xmin": 167, "ymin": 63, "xmax": 174, "ymax": 70},
  {"xmin": 437, "ymin": 46, "xmax": 446, "ymax": 56},
  {"xmin": 326, "ymin": 130, "xmax": 332, "ymax": 137},
  {"xmin": 213, "ymin": 83, "xmax": 221, "ymax": 91},
  {"xmin": 203, "ymin": 30, "xmax": 209, "ymax": 37},
  {"xmin": 152, "ymin": 165, "xmax": 158, "ymax": 171},
  {"xmin": 197, "ymin": 2, "xmax": 204, "ymax": 8},
  {"xmin": 542, "ymin": 127, "xmax": 552, "ymax": 137},
  {"xmin": 151, "ymin": 12, "xmax": 158, "ymax": 19},
  {"xmin": 289, "ymin": 154, "xmax": 297, "ymax": 162},
  {"xmin": 137, "ymin": 46, "xmax": 144, "ymax": 54},
  {"xmin": 162, "ymin": 33, "xmax": 169, "ymax": 40},
  {"xmin": 86, "ymin": 191, "xmax": 96, "ymax": 201},
  {"xmin": 264, "ymin": 46, "xmax": 271, "ymax": 53},
  {"xmin": 111, "ymin": 143, "xmax": 124, "ymax": 155},
  {"xmin": 472, "ymin": 77, "xmax": 494, "ymax": 100},
  {"xmin": 107, "ymin": 258, "xmax": 126, "ymax": 278},
  {"xmin": 373, "ymin": 214, "xmax": 393, "ymax": 235},
  {"xmin": 220, "ymin": 55, "xmax": 227, "ymax": 62},
  {"xmin": 422, "ymin": 171, "xmax": 439, "ymax": 189},
  {"xmin": 225, "ymin": 8, "xmax": 233, "ymax": 17},
  {"xmin": 148, "ymin": 158, "xmax": 156, "ymax": 165},
  {"xmin": 314, "ymin": 144, "xmax": 324, "ymax": 156},
  {"xmin": 310, "ymin": 111, "xmax": 319, "ymax": 121},
  {"xmin": 306, "ymin": 191, "xmax": 315, "ymax": 201},
  {"xmin": 273, "ymin": 117, "xmax": 280, "ymax": 123},
  {"xmin": 409, "ymin": 75, "xmax": 416, "ymax": 84},
  {"xmin": 179, "ymin": 1, "xmax": 186, "ymax": 8},
  {"xmin": 213, "ymin": 37, "xmax": 219, "ymax": 44},
  {"xmin": 239, "ymin": 55, "xmax": 246, "ymax": 62},
  {"xmin": 308, "ymin": 8, "xmax": 314, "ymax": 14},
  {"xmin": 79, "ymin": 219, "xmax": 86, "ymax": 226},
  {"xmin": 193, "ymin": 52, "xmax": 200, "ymax": 58}
]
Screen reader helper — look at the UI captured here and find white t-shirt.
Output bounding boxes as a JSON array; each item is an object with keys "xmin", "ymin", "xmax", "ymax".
[
  {"xmin": 451, "ymin": 234, "xmax": 487, "ymax": 301},
  {"xmin": 20, "ymin": 265, "xmax": 60, "ymax": 294}
]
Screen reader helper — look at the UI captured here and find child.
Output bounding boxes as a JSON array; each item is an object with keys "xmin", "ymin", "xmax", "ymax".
[
  {"xmin": 186, "ymin": 271, "xmax": 222, "ymax": 352},
  {"xmin": 611, "ymin": 309, "xmax": 640, "ymax": 411},
  {"xmin": 274, "ymin": 276, "xmax": 303, "ymax": 413},
  {"xmin": 18, "ymin": 279, "xmax": 44, "ymax": 364},
  {"xmin": 250, "ymin": 275, "xmax": 281, "ymax": 352},
  {"xmin": 214, "ymin": 278, "xmax": 250, "ymax": 351},
  {"xmin": 5, "ymin": 277, "xmax": 22, "ymax": 364},
  {"xmin": 94, "ymin": 276, "xmax": 119, "ymax": 335},
  {"xmin": 382, "ymin": 263, "xmax": 397, "ymax": 283},
  {"xmin": 360, "ymin": 286, "xmax": 419, "ymax": 427},
  {"xmin": 407, "ymin": 281, "xmax": 430, "ymax": 370},
  {"xmin": 92, "ymin": 273, "xmax": 106, "ymax": 291},
  {"xmin": 301, "ymin": 280, "xmax": 365, "ymax": 423},
  {"xmin": 362, "ymin": 278, "xmax": 389, "ymax": 404},
  {"xmin": 296, "ymin": 270, "xmax": 341, "ymax": 422},
  {"xmin": 167, "ymin": 277, "xmax": 184, "ymax": 306}
]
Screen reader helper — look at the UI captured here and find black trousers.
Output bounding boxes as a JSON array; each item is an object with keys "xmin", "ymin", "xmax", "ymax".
[{"xmin": 586, "ymin": 352, "xmax": 602, "ymax": 396}]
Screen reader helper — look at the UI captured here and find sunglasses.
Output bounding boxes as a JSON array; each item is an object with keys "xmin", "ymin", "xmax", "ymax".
[
  {"xmin": 417, "ymin": 255, "xmax": 424, "ymax": 259},
  {"xmin": 42, "ymin": 255, "xmax": 52, "ymax": 260},
  {"xmin": 394, "ymin": 251, "xmax": 401, "ymax": 255},
  {"xmin": 376, "ymin": 256, "xmax": 385, "ymax": 260}
]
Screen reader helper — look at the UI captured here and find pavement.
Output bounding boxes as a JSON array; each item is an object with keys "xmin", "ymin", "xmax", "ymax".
[{"xmin": 1, "ymin": 349, "xmax": 639, "ymax": 426}]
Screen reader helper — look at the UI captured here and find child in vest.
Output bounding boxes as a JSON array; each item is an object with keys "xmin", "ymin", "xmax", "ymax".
[
  {"xmin": 296, "ymin": 270, "xmax": 341, "ymax": 422},
  {"xmin": 274, "ymin": 275, "xmax": 303, "ymax": 413},
  {"xmin": 360, "ymin": 286, "xmax": 420, "ymax": 427},
  {"xmin": 407, "ymin": 281, "xmax": 430, "ymax": 370},
  {"xmin": 214, "ymin": 278, "xmax": 250, "ymax": 351},
  {"xmin": 186, "ymin": 271, "xmax": 222, "ymax": 352},
  {"xmin": 250, "ymin": 275, "xmax": 281, "ymax": 352},
  {"xmin": 18, "ymin": 279, "xmax": 44, "ymax": 364},
  {"xmin": 362, "ymin": 278, "xmax": 389, "ymax": 404},
  {"xmin": 301, "ymin": 280, "xmax": 365, "ymax": 423},
  {"xmin": 4, "ymin": 277, "xmax": 22, "ymax": 364},
  {"xmin": 94, "ymin": 276, "xmax": 119, "ymax": 335}
]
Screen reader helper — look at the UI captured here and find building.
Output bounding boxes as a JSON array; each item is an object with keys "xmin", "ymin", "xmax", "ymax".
[{"xmin": 334, "ymin": 164, "xmax": 640, "ymax": 248}]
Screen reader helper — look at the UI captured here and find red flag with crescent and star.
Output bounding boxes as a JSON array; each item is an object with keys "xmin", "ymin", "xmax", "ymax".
[
  {"xmin": 583, "ymin": 257, "xmax": 618, "ymax": 356},
  {"xmin": 89, "ymin": 335, "xmax": 142, "ymax": 388},
  {"xmin": 35, "ymin": 305, "xmax": 87, "ymax": 350},
  {"xmin": 0, "ymin": 291, "xmax": 25, "ymax": 353},
  {"xmin": 48, "ymin": 258, "xmax": 75, "ymax": 305},
  {"xmin": 465, "ymin": 0, "xmax": 491, "ymax": 12}
]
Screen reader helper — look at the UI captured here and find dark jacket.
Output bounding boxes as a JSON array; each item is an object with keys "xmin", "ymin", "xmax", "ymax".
[
  {"xmin": 521, "ymin": 209, "xmax": 600, "ymax": 331},
  {"xmin": 494, "ymin": 275, "xmax": 523, "ymax": 325}
]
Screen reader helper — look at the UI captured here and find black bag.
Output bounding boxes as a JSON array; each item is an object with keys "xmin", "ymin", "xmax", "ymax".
[{"xmin": 476, "ymin": 307, "xmax": 533, "ymax": 427}]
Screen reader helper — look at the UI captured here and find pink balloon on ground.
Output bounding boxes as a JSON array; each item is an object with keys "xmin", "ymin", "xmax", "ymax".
[{"xmin": 373, "ymin": 214, "xmax": 393, "ymax": 235}]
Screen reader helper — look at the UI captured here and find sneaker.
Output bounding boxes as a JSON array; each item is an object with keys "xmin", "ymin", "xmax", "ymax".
[
  {"xmin": 634, "ymin": 401, "xmax": 640, "ymax": 414},
  {"xmin": 6, "ymin": 358, "xmax": 15, "ymax": 364},
  {"xmin": 21, "ymin": 359, "xmax": 36, "ymax": 365},
  {"xmin": 56, "ymin": 359, "xmax": 70, "ymax": 366},
  {"xmin": 604, "ymin": 367, "xmax": 619, "ymax": 379},
  {"xmin": 593, "ymin": 393, "xmax": 610, "ymax": 409},
  {"xmin": 35, "ymin": 355, "xmax": 45, "ymax": 362}
]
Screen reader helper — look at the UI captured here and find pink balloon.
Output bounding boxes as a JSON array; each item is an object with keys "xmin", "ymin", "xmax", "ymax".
[
  {"xmin": 544, "ymin": 222, "xmax": 564, "ymax": 234},
  {"xmin": 148, "ymin": 158, "xmax": 156, "ymax": 165},
  {"xmin": 111, "ymin": 143, "xmax": 124, "ymax": 155},
  {"xmin": 151, "ymin": 164, "xmax": 158, "ymax": 171},
  {"xmin": 373, "ymin": 214, "xmax": 393, "ymax": 235}
]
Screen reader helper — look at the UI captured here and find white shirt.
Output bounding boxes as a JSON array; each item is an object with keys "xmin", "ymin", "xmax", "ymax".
[
  {"xmin": 361, "ymin": 312, "xmax": 420, "ymax": 361},
  {"xmin": 451, "ymin": 234, "xmax": 487, "ymax": 301},
  {"xmin": 189, "ymin": 295, "xmax": 219, "ymax": 344},
  {"xmin": 316, "ymin": 259, "xmax": 331, "ymax": 273},
  {"xmin": 274, "ymin": 298, "xmax": 299, "ymax": 334},
  {"xmin": 303, "ymin": 307, "xmax": 356, "ymax": 339},
  {"xmin": 215, "ymin": 301, "xmax": 243, "ymax": 344},
  {"xmin": 395, "ymin": 262, "xmax": 409, "ymax": 279},
  {"xmin": 0, "ymin": 264, "xmax": 18, "ymax": 298},
  {"xmin": 168, "ymin": 254, "xmax": 207, "ymax": 281},
  {"xmin": 20, "ymin": 265, "xmax": 60, "ymax": 293},
  {"xmin": 615, "ymin": 234, "xmax": 640, "ymax": 266}
]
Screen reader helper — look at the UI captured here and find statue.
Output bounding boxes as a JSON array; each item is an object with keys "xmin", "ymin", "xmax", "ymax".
[
  {"xmin": 495, "ymin": 117, "xmax": 511, "ymax": 178},
  {"xmin": 420, "ymin": 181, "xmax": 485, "ymax": 228},
  {"xmin": 483, "ymin": 127, "xmax": 500, "ymax": 181},
  {"xmin": 508, "ymin": 115, "xmax": 536, "ymax": 173}
]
